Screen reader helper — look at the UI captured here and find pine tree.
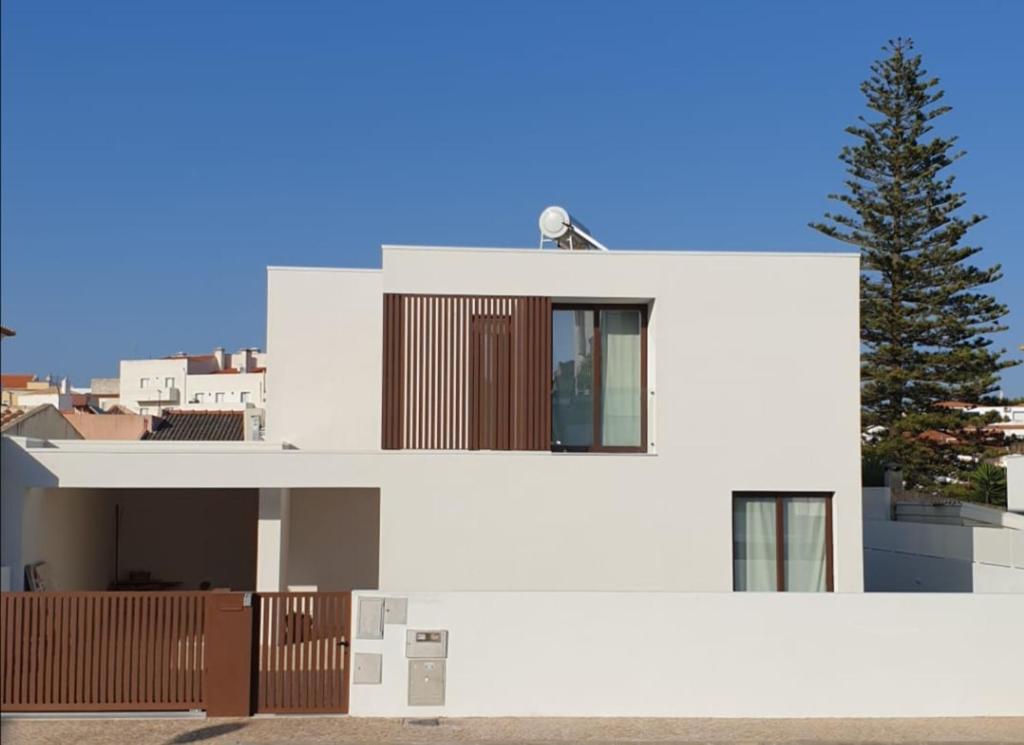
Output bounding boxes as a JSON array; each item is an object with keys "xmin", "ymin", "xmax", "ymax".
[{"xmin": 810, "ymin": 38, "xmax": 1018, "ymax": 492}]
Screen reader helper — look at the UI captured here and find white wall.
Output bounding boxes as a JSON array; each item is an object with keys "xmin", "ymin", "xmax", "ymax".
[
  {"xmin": 266, "ymin": 267, "xmax": 383, "ymax": 449},
  {"xmin": 349, "ymin": 591, "xmax": 1024, "ymax": 718},
  {"xmin": 265, "ymin": 247, "xmax": 863, "ymax": 592},
  {"xmin": 864, "ymin": 519, "xmax": 1024, "ymax": 593},
  {"xmin": 119, "ymin": 357, "xmax": 265, "ymax": 412},
  {"xmin": 1009, "ymin": 454, "xmax": 1024, "ymax": 514},
  {"xmin": 120, "ymin": 358, "xmax": 188, "ymax": 412},
  {"xmin": 21, "ymin": 488, "xmax": 117, "ymax": 590},
  {"xmin": 184, "ymin": 371, "xmax": 265, "ymax": 407}
]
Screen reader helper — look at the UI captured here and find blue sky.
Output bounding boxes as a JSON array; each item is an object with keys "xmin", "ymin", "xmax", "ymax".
[{"xmin": 2, "ymin": 1, "xmax": 1022, "ymax": 392}]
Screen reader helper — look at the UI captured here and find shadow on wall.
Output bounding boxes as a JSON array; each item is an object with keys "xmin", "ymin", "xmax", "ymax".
[
  {"xmin": 864, "ymin": 546, "xmax": 974, "ymax": 592},
  {"xmin": 287, "ymin": 487, "xmax": 380, "ymax": 591},
  {"xmin": 19, "ymin": 487, "xmax": 259, "ymax": 591}
]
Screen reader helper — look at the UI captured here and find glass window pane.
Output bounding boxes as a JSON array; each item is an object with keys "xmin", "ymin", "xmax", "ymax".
[
  {"xmin": 733, "ymin": 498, "xmax": 778, "ymax": 591},
  {"xmin": 783, "ymin": 497, "xmax": 827, "ymax": 592},
  {"xmin": 600, "ymin": 310, "xmax": 642, "ymax": 447},
  {"xmin": 552, "ymin": 310, "xmax": 594, "ymax": 448}
]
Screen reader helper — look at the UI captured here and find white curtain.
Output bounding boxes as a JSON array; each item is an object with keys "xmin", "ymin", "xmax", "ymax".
[
  {"xmin": 600, "ymin": 310, "xmax": 641, "ymax": 447},
  {"xmin": 733, "ymin": 498, "xmax": 777, "ymax": 591},
  {"xmin": 783, "ymin": 498, "xmax": 827, "ymax": 592}
]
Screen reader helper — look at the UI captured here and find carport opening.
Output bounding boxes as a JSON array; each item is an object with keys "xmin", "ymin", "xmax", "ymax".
[{"xmin": 22, "ymin": 487, "xmax": 258, "ymax": 591}]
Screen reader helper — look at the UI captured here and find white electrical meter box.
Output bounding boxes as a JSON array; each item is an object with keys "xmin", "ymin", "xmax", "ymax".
[
  {"xmin": 357, "ymin": 597, "xmax": 385, "ymax": 639},
  {"xmin": 384, "ymin": 597, "xmax": 408, "ymax": 625},
  {"xmin": 406, "ymin": 629, "xmax": 448, "ymax": 658},
  {"xmin": 353, "ymin": 653, "xmax": 382, "ymax": 684},
  {"xmin": 408, "ymin": 659, "xmax": 446, "ymax": 706}
]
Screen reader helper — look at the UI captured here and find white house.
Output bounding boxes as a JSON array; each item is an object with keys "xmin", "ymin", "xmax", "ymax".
[
  {"xmin": 118, "ymin": 346, "xmax": 266, "ymax": 416},
  {"xmin": 4, "ymin": 240, "xmax": 1023, "ymax": 720},
  {"xmin": 2, "ymin": 243, "xmax": 862, "ymax": 594}
]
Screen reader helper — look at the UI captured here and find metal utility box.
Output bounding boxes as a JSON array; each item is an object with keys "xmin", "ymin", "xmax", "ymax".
[
  {"xmin": 408, "ymin": 659, "xmax": 446, "ymax": 706},
  {"xmin": 353, "ymin": 653, "xmax": 383, "ymax": 685},
  {"xmin": 406, "ymin": 629, "xmax": 448, "ymax": 658},
  {"xmin": 384, "ymin": 597, "xmax": 408, "ymax": 625},
  {"xmin": 357, "ymin": 597, "xmax": 385, "ymax": 639}
]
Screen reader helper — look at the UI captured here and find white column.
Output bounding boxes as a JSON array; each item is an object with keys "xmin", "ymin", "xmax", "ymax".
[{"xmin": 256, "ymin": 487, "xmax": 290, "ymax": 591}]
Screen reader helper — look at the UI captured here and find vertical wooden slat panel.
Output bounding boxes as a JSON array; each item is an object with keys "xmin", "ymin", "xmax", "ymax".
[
  {"xmin": 14, "ymin": 593, "xmax": 25, "ymax": 704},
  {"xmin": 2, "ymin": 597, "xmax": 11, "ymax": 704},
  {"xmin": 24, "ymin": 596, "xmax": 33, "ymax": 705},
  {"xmin": 73, "ymin": 594, "xmax": 84, "ymax": 704},
  {"xmin": 419, "ymin": 297, "xmax": 427, "ymax": 450},
  {"xmin": 381, "ymin": 294, "xmax": 391, "ymax": 448},
  {"xmin": 167, "ymin": 596, "xmax": 178, "ymax": 705},
  {"xmin": 431, "ymin": 298, "xmax": 439, "ymax": 449},
  {"xmin": 542, "ymin": 297, "xmax": 551, "ymax": 449},
  {"xmin": 58, "ymin": 595, "xmax": 70, "ymax": 705},
  {"xmin": 113, "ymin": 596, "xmax": 123, "ymax": 705},
  {"xmin": 398, "ymin": 295, "xmax": 406, "ymax": 449},
  {"xmin": 384, "ymin": 294, "xmax": 554, "ymax": 451},
  {"xmin": 182, "ymin": 596, "xmax": 194, "ymax": 705},
  {"xmin": 281, "ymin": 596, "xmax": 290, "ymax": 709}
]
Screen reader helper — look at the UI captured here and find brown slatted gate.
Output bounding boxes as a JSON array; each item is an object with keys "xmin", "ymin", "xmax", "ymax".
[
  {"xmin": 0, "ymin": 592, "xmax": 207, "ymax": 712},
  {"xmin": 254, "ymin": 592, "xmax": 351, "ymax": 714}
]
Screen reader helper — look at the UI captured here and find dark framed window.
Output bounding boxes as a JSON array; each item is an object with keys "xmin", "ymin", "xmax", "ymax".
[
  {"xmin": 551, "ymin": 304, "xmax": 648, "ymax": 453},
  {"xmin": 732, "ymin": 492, "xmax": 834, "ymax": 592}
]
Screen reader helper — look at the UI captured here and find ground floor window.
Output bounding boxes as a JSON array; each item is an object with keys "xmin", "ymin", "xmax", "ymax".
[{"xmin": 732, "ymin": 492, "xmax": 833, "ymax": 592}]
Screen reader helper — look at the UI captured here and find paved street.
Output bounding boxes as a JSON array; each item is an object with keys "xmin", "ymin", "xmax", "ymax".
[{"xmin": 2, "ymin": 716, "xmax": 1023, "ymax": 745}]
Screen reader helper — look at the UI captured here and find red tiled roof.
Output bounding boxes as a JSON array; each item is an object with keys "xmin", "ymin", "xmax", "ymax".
[
  {"xmin": 164, "ymin": 353, "xmax": 216, "ymax": 362},
  {"xmin": 143, "ymin": 410, "xmax": 244, "ymax": 441},
  {"xmin": 917, "ymin": 429, "xmax": 960, "ymax": 444},
  {"xmin": 1, "ymin": 374, "xmax": 36, "ymax": 389},
  {"xmin": 212, "ymin": 368, "xmax": 240, "ymax": 374},
  {"xmin": 250, "ymin": 366, "xmax": 266, "ymax": 373},
  {"xmin": 934, "ymin": 401, "xmax": 974, "ymax": 410},
  {"xmin": 1, "ymin": 407, "xmax": 26, "ymax": 427}
]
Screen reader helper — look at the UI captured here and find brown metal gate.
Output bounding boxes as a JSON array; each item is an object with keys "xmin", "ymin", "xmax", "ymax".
[
  {"xmin": 254, "ymin": 592, "xmax": 351, "ymax": 714},
  {"xmin": 0, "ymin": 592, "xmax": 208, "ymax": 712}
]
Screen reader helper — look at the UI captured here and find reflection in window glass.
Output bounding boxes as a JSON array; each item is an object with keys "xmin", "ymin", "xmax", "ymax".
[
  {"xmin": 600, "ymin": 310, "xmax": 641, "ymax": 447},
  {"xmin": 551, "ymin": 310, "xmax": 594, "ymax": 448}
]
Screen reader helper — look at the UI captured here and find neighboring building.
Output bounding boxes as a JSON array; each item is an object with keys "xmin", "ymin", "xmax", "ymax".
[
  {"xmin": 863, "ymin": 483, "xmax": 1024, "ymax": 592},
  {"xmin": 1, "ymin": 405, "xmax": 83, "ymax": 440},
  {"xmin": 62, "ymin": 410, "xmax": 154, "ymax": 440},
  {"xmin": 118, "ymin": 347, "xmax": 266, "ymax": 416},
  {"xmin": 1, "ymin": 375, "xmax": 74, "ymax": 411},
  {"xmin": 88, "ymin": 377, "xmax": 121, "ymax": 411},
  {"xmin": 936, "ymin": 400, "xmax": 1024, "ymax": 422},
  {"xmin": 2, "ymin": 243, "xmax": 863, "ymax": 595},
  {"xmin": 143, "ymin": 409, "xmax": 259, "ymax": 441},
  {"xmin": 1009, "ymin": 454, "xmax": 1024, "ymax": 515}
]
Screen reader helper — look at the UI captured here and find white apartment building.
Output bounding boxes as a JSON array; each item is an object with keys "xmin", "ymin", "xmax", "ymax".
[{"xmin": 118, "ymin": 346, "xmax": 266, "ymax": 415}]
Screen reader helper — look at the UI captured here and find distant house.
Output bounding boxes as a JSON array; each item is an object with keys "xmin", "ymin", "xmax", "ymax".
[
  {"xmin": 117, "ymin": 346, "xmax": 266, "ymax": 419},
  {"xmin": 1, "ymin": 405, "xmax": 83, "ymax": 440},
  {"xmin": 62, "ymin": 410, "xmax": 154, "ymax": 440},
  {"xmin": 143, "ymin": 410, "xmax": 250, "ymax": 441},
  {"xmin": 1, "ymin": 375, "xmax": 74, "ymax": 411}
]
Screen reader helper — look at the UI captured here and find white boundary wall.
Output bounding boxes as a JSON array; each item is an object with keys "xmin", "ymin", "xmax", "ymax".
[{"xmin": 349, "ymin": 591, "xmax": 1024, "ymax": 718}]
